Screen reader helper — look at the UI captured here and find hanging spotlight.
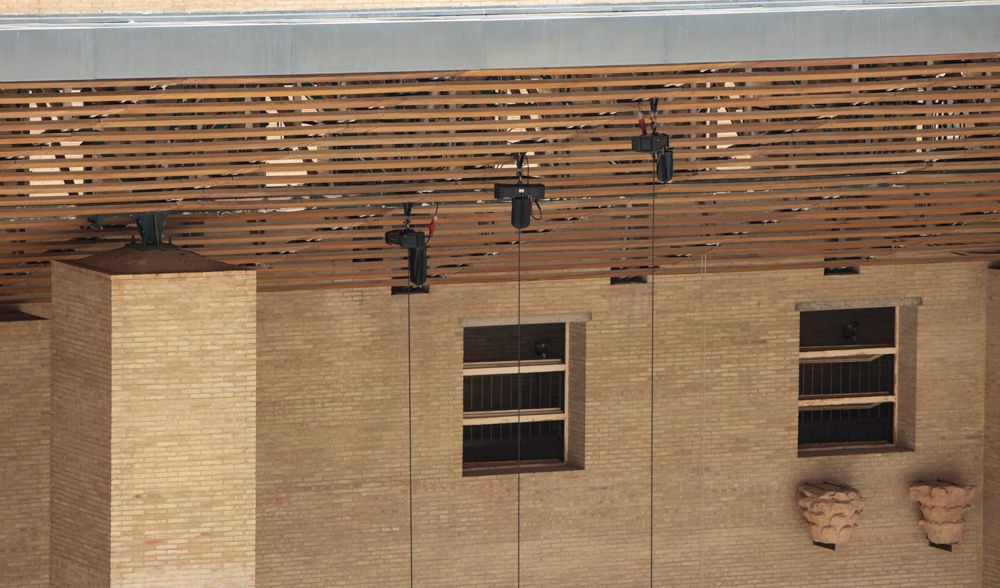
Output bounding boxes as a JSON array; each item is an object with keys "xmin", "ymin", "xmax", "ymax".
[
  {"xmin": 655, "ymin": 149, "xmax": 673, "ymax": 184},
  {"xmin": 632, "ymin": 98, "xmax": 674, "ymax": 184},
  {"xmin": 384, "ymin": 227, "xmax": 427, "ymax": 286},
  {"xmin": 384, "ymin": 203, "xmax": 429, "ymax": 287},
  {"xmin": 494, "ymin": 153, "xmax": 545, "ymax": 229}
]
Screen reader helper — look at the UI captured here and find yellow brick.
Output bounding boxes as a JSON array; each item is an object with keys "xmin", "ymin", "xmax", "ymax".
[
  {"xmin": 49, "ymin": 260, "xmax": 256, "ymax": 587},
  {"xmin": 0, "ymin": 314, "xmax": 50, "ymax": 588},
  {"xmin": 3, "ymin": 259, "xmax": 991, "ymax": 586}
]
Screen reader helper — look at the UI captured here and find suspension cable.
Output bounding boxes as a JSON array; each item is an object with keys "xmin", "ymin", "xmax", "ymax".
[
  {"xmin": 516, "ymin": 229, "xmax": 523, "ymax": 587},
  {"xmin": 407, "ymin": 285, "xmax": 415, "ymax": 587},
  {"xmin": 698, "ymin": 253, "xmax": 707, "ymax": 585},
  {"xmin": 649, "ymin": 169, "xmax": 657, "ymax": 587}
]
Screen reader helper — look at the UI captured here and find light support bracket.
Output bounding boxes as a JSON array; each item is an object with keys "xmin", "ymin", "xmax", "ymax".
[
  {"xmin": 631, "ymin": 134, "xmax": 670, "ymax": 154},
  {"xmin": 87, "ymin": 212, "xmax": 171, "ymax": 249},
  {"xmin": 135, "ymin": 212, "xmax": 168, "ymax": 249}
]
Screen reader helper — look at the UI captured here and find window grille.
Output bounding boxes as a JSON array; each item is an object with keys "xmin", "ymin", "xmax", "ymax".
[
  {"xmin": 798, "ymin": 307, "xmax": 900, "ymax": 451},
  {"xmin": 462, "ymin": 323, "xmax": 568, "ymax": 470}
]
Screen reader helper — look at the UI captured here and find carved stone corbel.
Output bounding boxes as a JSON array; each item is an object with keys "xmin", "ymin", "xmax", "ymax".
[
  {"xmin": 909, "ymin": 481, "xmax": 976, "ymax": 549},
  {"xmin": 798, "ymin": 482, "xmax": 865, "ymax": 548}
]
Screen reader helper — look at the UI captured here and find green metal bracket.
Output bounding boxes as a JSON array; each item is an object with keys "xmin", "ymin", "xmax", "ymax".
[
  {"xmin": 86, "ymin": 212, "xmax": 170, "ymax": 249},
  {"xmin": 135, "ymin": 213, "xmax": 168, "ymax": 249}
]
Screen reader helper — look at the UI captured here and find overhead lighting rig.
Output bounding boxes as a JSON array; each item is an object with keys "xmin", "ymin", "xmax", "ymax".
[
  {"xmin": 631, "ymin": 98, "xmax": 674, "ymax": 183},
  {"xmin": 494, "ymin": 153, "xmax": 545, "ymax": 229},
  {"xmin": 384, "ymin": 203, "xmax": 431, "ymax": 287}
]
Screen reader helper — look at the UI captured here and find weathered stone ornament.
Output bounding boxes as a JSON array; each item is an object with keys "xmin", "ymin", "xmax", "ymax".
[
  {"xmin": 909, "ymin": 481, "xmax": 977, "ymax": 550},
  {"xmin": 798, "ymin": 482, "xmax": 865, "ymax": 549}
]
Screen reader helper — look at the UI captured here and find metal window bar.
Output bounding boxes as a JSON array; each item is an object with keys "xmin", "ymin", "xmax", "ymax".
[
  {"xmin": 799, "ymin": 354, "xmax": 895, "ymax": 397},
  {"xmin": 464, "ymin": 372, "xmax": 565, "ymax": 412}
]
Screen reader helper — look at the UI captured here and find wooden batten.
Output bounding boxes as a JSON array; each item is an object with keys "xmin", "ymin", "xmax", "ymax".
[{"xmin": 0, "ymin": 52, "xmax": 998, "ymax": 302}]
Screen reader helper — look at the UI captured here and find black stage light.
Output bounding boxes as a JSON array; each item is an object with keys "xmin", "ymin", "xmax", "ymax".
[
  {"xmin": 656, "ymin": 149, "xmax": 673, "ymax": 184},
  {"xmin": 408, "ymin": 243, "xmax": 428, "ymax": 287},
  {"xmin": 632, "ymin": 132, "xmax": 674, "ymax": 184},
  {"xmin": 384, "ymin": 227, "xmax": 428, "ymax": 287},
  {"xmin": 633, "ymin": 98, "xmax": 674, "ymax": 184},
  {"xmin": 494, "ymin": 183, "xmax": 545, "ymax": 230},
  {"xmin": 384, "ymin": 228, "xmax": 424, "ymax": 250},
  {"xmin": 495, "ymin": 153, "xmax": 545, "ymax": 230}
]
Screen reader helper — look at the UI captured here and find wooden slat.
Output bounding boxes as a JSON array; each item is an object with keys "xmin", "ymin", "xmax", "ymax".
[
  {"xmin": 798, "ymin": 395, "xmax": 895, "ymax": 408},
  {"xmin": 462, "ymin": 409, "xmax": 566, "ymax": 426},
  {"xmin": 3, "ymin": 62, "xmax": 997, "ymax": 106},
  {"xmin": 462, "ymin": 359, "xmax": 566, "ymax": 376},
  {"xmin": 0, "ymin": 52, "xmax": 998, "ymax": 303}
]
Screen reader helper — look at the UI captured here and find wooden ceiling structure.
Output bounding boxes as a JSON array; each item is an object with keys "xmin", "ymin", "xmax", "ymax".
[{"xmin": 1, "ymin": 52, "xmax": 998, "ymax": 303}]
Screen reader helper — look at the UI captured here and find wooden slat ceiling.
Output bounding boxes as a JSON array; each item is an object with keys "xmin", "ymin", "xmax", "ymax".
[{"xmin": 1, "ymin": 53, "xmax": 999, "ymax": 303}]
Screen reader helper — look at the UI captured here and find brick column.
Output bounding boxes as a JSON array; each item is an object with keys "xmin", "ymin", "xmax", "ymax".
[
  {"xmin": 51, "ymin": 246, "xmax": 256, "ymax": 587},
  {"xmin": 986, "ymin": 269, "xmax": 1000, "ymax": 585}
]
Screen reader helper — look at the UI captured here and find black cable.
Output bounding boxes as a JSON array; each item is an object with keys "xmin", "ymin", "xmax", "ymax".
[
  {"xmin": 530, "ymin": 200, "xmax": 543, "ymax": 221},
  {"xmin": 407, "ymin": 288, "xmax": 414, "ymax": 587},
  {"xmin": 516, "ymin": 229, "xmax": 522, "ymax": 587},
  {"xmin": 647, "ymin": 95, "xmax": 660, "ymax": 585},
  {"xmin": 649, "ymin": 178, "xmax": 656, "ymax": 587}
]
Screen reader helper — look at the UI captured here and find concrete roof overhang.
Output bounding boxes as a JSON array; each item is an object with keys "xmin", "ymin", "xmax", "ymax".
[{"xmin": 0, "ymin": 0, "xmax": 998, "ymax": 82}]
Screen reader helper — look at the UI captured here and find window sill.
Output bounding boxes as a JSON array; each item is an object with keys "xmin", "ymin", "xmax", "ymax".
[
  {"xmin": 462, "ymin": 462, "xmax": 583, "ymax": 477},
  {"xmin": 797, "ymin": 445, "xmax": 913, "ymax": 458}
]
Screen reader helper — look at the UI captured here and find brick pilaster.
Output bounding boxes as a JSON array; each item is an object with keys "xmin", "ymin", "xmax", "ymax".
[{"xmin": 51, "ymin": 246, "xmax": 256, "ymax": 587}]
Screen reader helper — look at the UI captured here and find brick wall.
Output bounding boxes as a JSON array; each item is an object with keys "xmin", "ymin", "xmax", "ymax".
[
  {"xmin": 50, "ymin": 256, "xmax": 257, "ymax": 587},
  {"xmin": 0, "ymin": 313, "xmax": 50, "ymax": 588},
  {"xmin": 257, "ymin": 262, "xmax": 987, "ymax": 587},
  {"xmin": 985, "ymin": 270, "xmax": 1000, "ymax": 586},
  {"xmin": 257, "ymin": 288, "xmax": 411, "ymax": 586},
  {"xmin": 1, "ymin": 260, "xmax": 988, "ymax": 584}
]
